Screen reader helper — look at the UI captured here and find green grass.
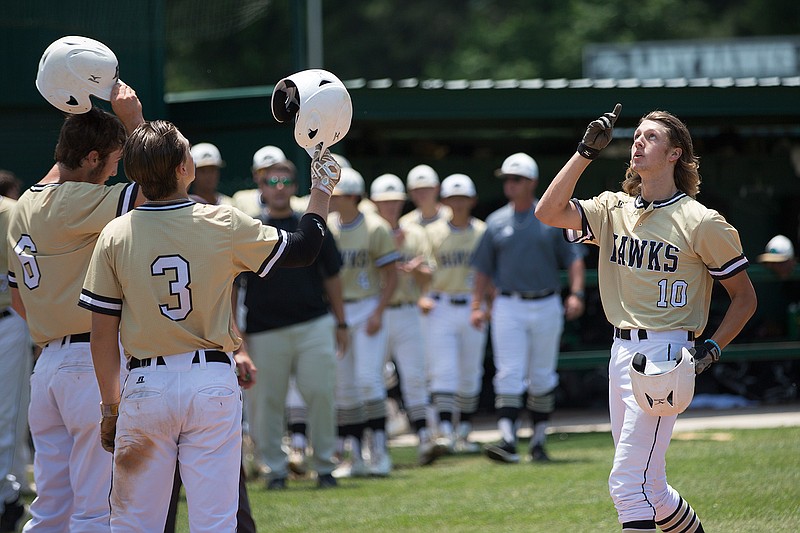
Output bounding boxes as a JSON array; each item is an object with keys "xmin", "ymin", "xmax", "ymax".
[{"xmin": 164, "ymin": 427, "xmax": 800, "ymax": 532}]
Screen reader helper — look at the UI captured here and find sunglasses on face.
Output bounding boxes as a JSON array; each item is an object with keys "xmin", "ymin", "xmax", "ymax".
[{"xmin": 261, "ymin": 175, "xmax": 295, "ymax": 187}]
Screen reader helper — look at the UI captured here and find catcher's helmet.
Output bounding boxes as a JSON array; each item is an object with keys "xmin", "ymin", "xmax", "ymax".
[
  {"xmin": 36, "ymin": 36, "xmax": 119, "ymax": 114},
  {"xmin": 271, "ymin": 69, "xmax": 352, "ymax": 157},
  {"xmin": 629, "ymin": 348, "xmax": 696, "ymax": 416}
]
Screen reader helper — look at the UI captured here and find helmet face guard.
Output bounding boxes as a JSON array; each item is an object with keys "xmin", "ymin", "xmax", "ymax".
[
  {"xmin": 271, "ymin": 69, "xmax": 352, "ymax": 157},
  {"xmin": 629, "ymin": 348, "xmax": 696, "ymax": 417},
  {"xmin": 36, "ymin": 36, "xmax": 119, "ymax": 114}
]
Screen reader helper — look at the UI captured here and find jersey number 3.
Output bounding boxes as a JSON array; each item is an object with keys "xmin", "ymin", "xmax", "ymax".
[{"xmin": 151, "ymin": 255, "xmax": 193, "ymax": 321}]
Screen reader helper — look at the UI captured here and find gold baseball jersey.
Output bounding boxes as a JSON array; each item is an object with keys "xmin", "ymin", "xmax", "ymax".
[
  {"xmin": 80, "ymin": 201, "xmax": 284, "ymax": 359},
  {"xmin": 328, "ymin": 210, "xmax": 400, "ymax": 301},
  {"xmin": 425, "ymin": 217, "xmax": 487, "ymax": 294},
  {"xmin": 0, "ymin": 196, "xmax": 17, "ymax": 310},
  {"xmin": 389, "ymin": 222, "xmax": 433, "ymax": 305},
  {"xmin": 232, "ymin": 188, "xmax": 262, "ymax": 218},
  {"xmin": 399, "ymin": 204, "xmax": 452, "ymax": 228},
  {"xmin": 7, "ymin": 182, "xmax": 139, "ymax": 346},
  {"xmin": 569, "ymin": 191, "xmax": 749, "ymax": 334}
]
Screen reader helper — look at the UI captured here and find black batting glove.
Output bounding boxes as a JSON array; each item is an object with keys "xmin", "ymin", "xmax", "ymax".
[
  {"xmin": 577, "ymin": 103, "xmax": 622, "ymax": 160},
  {"xmin": 690, "ymin": 339, "xmax": 721, "ymax": 375}
]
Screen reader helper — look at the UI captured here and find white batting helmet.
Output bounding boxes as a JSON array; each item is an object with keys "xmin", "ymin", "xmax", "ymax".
[
  {"xmin": 36, "ymin": 36, "xmax": 119, "ymax": 114},
  {"xmin": 629, "ymin": 348, "xmax": 696, "ymax": 417},
  {"xmin": 271, "ymin": 69, "xmax": 352, "ymax": 157}
]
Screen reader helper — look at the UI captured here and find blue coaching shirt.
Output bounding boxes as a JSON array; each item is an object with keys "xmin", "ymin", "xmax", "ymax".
[{"xmin": 471, "ymin": 203, "xmax": 583, "ymax": 293}]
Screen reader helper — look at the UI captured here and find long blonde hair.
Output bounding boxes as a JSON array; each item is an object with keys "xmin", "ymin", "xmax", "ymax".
[{"xmin": 621, "ymin": 111, "xmax": 701, "ymax": 198}]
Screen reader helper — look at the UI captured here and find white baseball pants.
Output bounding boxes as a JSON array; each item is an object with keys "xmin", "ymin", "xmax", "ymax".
[
  {"xmin": 608, "ymin": 330, "xmax": 693, "ymax": 525},
  {"xmin": 24, "ymin": 338, "xmax": 119, "ymax": 533},
  {"xmin": 426, "ymin": 295, "xmax": 486, "ymax": 399},
  {"xmin": 111, "ymin": 350, "xmax": 240, "ymax": 533},
  {"xmin": 0, "ymin": 311, "xmax": 30, "ymax": 513},
  {"xmin": 491, "ymin": 294, "xmax": 563, "ymax": 399}
]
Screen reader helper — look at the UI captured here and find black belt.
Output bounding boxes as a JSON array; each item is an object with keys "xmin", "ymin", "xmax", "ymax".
[
  {"xmin": 129, "ymin": 350, "xmax": 230, "ymax": 370},
  {"xmin": 0, "ymin": 309, "xmax": 12, "ymax": 320},
  {"xmin": 387, "ymin": 302, "xmax": 415, "ymax": 309},
  {"xmin": 499, "ymin": 289, "xmax": 556, "ymax": 301},
  {"xmin": 614, "ymin": 327, "xmax": 695, "ymax": 342},
  {"xmin": 46, "ymin": 332, "xmax": 91, "ymax": 348},
  {"xmin": 431, "ymin": 294, "xmax": 469, "ymax": 306}
]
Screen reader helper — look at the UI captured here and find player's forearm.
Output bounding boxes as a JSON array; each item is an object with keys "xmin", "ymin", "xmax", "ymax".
[
  {"xmin": 376, "ymin": 265, "xmax": 399, "ymax": 314},
  {"xmin": 710, "ymin": 273, "xmax": 758, "ymax": 349},
  {"xmin": 10, "ymin": 288, "xmax": 26, "ymax": 320},
  {"xmin": 323, "ymin": 275, "xmax": 346, "ymax": 326},
  {"xmin": 90, "ymin": 313, "xmax": 122, "ymax": 405},
  {"xmin": 535, "ymin": 153, "xmax": 590, "ymax": 230},
  {"xmin": 567, "ymin": 258, "xmax": 586, "ymax": 295},
  {"xmin": 471, "ymin": 271, "xmax": 490, "ymax": 309},
  {"xmin": 303, "ymin": 188, "xmax": 332, "ymax": 221}
]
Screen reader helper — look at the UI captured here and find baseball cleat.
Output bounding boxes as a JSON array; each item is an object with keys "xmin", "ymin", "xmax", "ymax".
[
  {"xmin": 434, "ymin": 434, "xmax": 456, "ymax": 455},
  {"xmin": 316, "ymin": 473, "xmax": 338, "ymax": 489},
  {"xmin": 0, "ymin": 497, "xmax": 27, "ymax": 533},
  {"xmin": 454, "ymin": 436, "xmax": 481, "ymax": 454},
  {"xmin": 266, "ymin": 477, "xmax": 287, "ymax": 490},
  {"xmin": 529, "ymin": 444, "xmax": 551, "ymax": 463},
  {"xmin": 369, "ymin": 452, "xmax": 393, "ymax": 476},
  {"xmin": 484, "ymin": 440, "xmax": 520, "ymax": 464},
  {"xmin": 288, "ymin": 448, "xmax": 308, "ymax": 477},
  {"xmin": 417, "ymin": 439, "xmax": 446, "ymax": 466}
]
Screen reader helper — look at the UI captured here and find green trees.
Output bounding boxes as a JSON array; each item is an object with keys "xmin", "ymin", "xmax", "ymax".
[{"xmin": 165, "ymin": 0, "xmax": 800, "ymax": 92}]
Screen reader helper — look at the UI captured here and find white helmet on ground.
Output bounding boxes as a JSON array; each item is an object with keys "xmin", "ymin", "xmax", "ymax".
[
  {"xmin": 271, "ymin": 69, "xmax": 352, "ymax": 157},
  {"xmin": 629, "ymin": 348, "xmax": 696, "ymax": 417},
  {"xmin": 36, "ymin": 36, "xmax": 119, "ymax": 114}
]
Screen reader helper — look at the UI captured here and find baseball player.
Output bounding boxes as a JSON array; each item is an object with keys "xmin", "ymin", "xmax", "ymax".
[
  {"xmin": 0, "ymin": 193, "xmax": 32, "ymax": 532},
  {"xmin": 7, "ymin": 83, "xmax": 145, "ymax": 531},
  {"xmin": 419, "ymin": 173, "xmax": 487, "ymax": 454},
  {"xmin": 189, "ymin": 142, "xmax": 235, "ymax": 206},
  {"xmin": 535, "ymin": 104, "xmax": 757, "ymax": 532},
  {"xmin": 369, "ymin": 173, "xmax": 439, "ymax": 466},
  {"xmin": 78, "ymin": 120, "xmax": 340, "ymax": 531},
  {"xmin": 328, "ymin": 168, "xmax": 400, "ymax": 477},
  {"xmin": 472, "ymin": 152, "xmax": 586, "ymax": 464},
  {"xmin": 232, "ymin": 145, "xmax": 288, "ymax": 218},
  {"xmin": 398, "ymin": 164, "xmax": 452, "ymax": 228}
]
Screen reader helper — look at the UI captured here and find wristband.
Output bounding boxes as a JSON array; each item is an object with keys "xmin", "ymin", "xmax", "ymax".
[
  {"xmin": 337, "ymin": 322, "xmax": 348, "ymax": 329},
  {"xmin": 577, "ymin": 142, "xmax": 600, "ymax": 160},
  {"xmin": 704, "ymin": 338, "xmax": 722, "ymax": 357},
  {"xmin": 100, "ymin": 402, "xmax": 119, "ymax": 417}
]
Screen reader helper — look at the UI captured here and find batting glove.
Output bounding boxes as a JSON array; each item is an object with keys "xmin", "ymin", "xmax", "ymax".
[
  {"xmin": 577, "ymin": 103, "xmax": 622, "ymax": 160},
  {"xmin": 689, "ymin": 339, "xmax": 721, "ymax": 375},
  {"xmin": 310, "ymin": 145, "xmax": 341, "ymax": 196},
  {"xmin": 99, "ymin": 403, "xmax": 119, "ymax": 453}
]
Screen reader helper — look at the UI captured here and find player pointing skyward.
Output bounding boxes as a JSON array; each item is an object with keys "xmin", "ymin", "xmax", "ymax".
[{"xmin": 535, "ymin": 104, "xmax": 756, "ymax": 533}]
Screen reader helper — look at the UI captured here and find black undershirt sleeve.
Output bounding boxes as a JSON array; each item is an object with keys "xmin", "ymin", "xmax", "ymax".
[{"xmin": 276, "ymin": 213, "xmax": 328, "ymax": 268}]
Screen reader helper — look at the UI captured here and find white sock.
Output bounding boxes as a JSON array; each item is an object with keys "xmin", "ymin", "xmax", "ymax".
[
  {"xmin": 498, "ymin": 418, "xmax": 516, "ymax": 444},
  {"xmin": 373, "ymin": 429, "xmax": 388, "ymax": 453},
  {"xmin": 439, "ymin": 420, "xmax": 453, "ymax": 437},
  {"xmin": 291, "ymin": 433, "xmax": 307, "ymax": 451},
  {"xmin": 532, "ymin": 421, "xmax": 548, "ymax": 447}
]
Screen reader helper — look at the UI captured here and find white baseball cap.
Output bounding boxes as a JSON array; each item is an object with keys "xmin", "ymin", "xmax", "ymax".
[
  {"xmin": 370, "ymin": 173, "xmax": 407, "ymax": 201},
  {"xmin": 406, "ymin": 164, "xmax": 439, "ymax": 190},
  {"xmin": 440, "ymin": 173, "xmax": 477, "ymax": 198},
  {"xmin": 332, "ymin": 167, "xmax": 365, "ymax": 196},
  {"xmin": 190, "ymin": 143, "xmax": 225, "ymax": 168},
  {"xmin": 495, "ymin": 152, "xmax": 539, "ymax": 180},
  {"xmin": 758, "ymin": 235, "xmax": 795, "ymax": 263},
  {"xmin": 252, "ymin": 145, "xmax": 287, "ymax": 171}
]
